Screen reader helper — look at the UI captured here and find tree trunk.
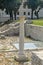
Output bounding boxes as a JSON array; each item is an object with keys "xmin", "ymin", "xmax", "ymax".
[
  {"xmin": 34, "ymin": 10, "xmax": 39, "ymax": 19},
  {"xmin": 35, "ymin": 7, "xmax": 41, "ymax": 19},
  {"xmin": 37, "ymin": 13, "xmax": 39, "ymax": 19},
  {"xmin": 14, "ymin": 12, "xmax": 16, "ymax": 20},
  {"xmin": 10, "ymin": 11, "xmax": 13, "ymax": 20},
  {"xmin": 31, "ymin": 9, "xmax": 33, "ymax": 19}
]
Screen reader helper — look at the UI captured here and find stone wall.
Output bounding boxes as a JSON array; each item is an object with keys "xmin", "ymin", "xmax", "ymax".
[
  {"xmin": 0, "ymin": 22, "xmax": 20, "ymax": 36},
  {"xmin": 0, "ymin": 22, "xmax": 43, "ymax": 42},
  {"xmin": 0, "ymin": 17, "xmax": 10, "ymax": 22},
  {"xmin": 0, "ymin": 26, "xmax": 19, "ymax": 36},
  {"xmin": 31, "ymin": 51, "xmax": 43, "ymax": 65},
  {"xmin": 25, "ymin": 24, "xmax": 43, "ymax": 41}
]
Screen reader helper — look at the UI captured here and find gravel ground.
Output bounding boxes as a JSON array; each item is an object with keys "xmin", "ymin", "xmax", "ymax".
[
  {"xmin": 0, "ymin": 36, "xmax": 43, "ymax": 65},
  {"xmin": 0, "ymin": 36, "xmax": 32, "ymax": 65},
  {"xmin": 0, "ymin": 36, "xmax": 32, "ymax": 44},
  {"xmin": 0, "ymin": 36, "xmax": 43, "ymax": 49}
]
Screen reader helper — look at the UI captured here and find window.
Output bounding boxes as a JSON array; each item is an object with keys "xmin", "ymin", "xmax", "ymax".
[
  {"xmin": 28, "ymin": 12, "xmax": 30, "ymax": 15},
  {"xmin": 24, "ymin": 12, "xmax": 26, "ymax": 15},
  {"xmin": 17, "ymin": 12, "xmax": 19, "ymax": 15}
]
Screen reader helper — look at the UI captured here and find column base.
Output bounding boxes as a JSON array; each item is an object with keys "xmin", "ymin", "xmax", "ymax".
[{"xmin": 14, "ymin": 54, "xmax": 29, "ymax": 62}]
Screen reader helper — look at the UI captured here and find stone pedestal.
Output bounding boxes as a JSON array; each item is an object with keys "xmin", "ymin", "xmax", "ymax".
[{"xmin": 15, "ymin": 55, "xmax": 28, "ymax": 65}]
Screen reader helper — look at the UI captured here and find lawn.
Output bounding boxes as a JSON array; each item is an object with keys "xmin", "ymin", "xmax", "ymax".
[{"xmin": 32, "ymin": 19, "xmax": 43, "ymax": 26}]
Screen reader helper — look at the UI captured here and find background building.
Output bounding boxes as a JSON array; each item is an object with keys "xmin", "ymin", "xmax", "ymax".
[
  {"xmin": 0, "ymin": 9, "xmax": 10, "ymax": 22},
  {"xmin": 0, "ymin": 0, "xmax": 43, "ymax": 22}
]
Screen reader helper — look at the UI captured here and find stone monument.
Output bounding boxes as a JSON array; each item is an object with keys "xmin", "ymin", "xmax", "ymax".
[{"xmin": 15, "ymin": 16, "xmax": 28, "ymax": 65}]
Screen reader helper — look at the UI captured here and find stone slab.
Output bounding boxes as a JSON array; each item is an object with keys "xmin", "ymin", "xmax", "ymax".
[{"xmin": 31, "ymin": 51, "xmax": 43, "ymax": 65}]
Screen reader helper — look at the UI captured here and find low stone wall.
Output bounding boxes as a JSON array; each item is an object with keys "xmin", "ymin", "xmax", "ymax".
[
  {"xmin": 25, "ymin": 24, "xmax": 43, "ymax": 41},
  {"xmin": 0, "ymin": 17, "xmax": 10, "ymax": 22},
  {"xmin": 0, "ymin": 22, "xmax": 20, "ymax": 36},
  {"xmin": 31, "ymin": 51, "xmax": 43, "ymax": 65},
  {"xmin": 0, "ymin": 26, "xmax": 19, "ymax": 36},
  {"xmin": 0, "ymin": 21, "xmax": 43, "ymax": 41}
]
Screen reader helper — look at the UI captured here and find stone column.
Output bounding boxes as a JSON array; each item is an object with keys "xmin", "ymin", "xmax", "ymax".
[
  {"xmin": 15, "ymin": 17, "xmax": 28, "ymax": 65},
  {"xmin": 19, "ymin": 17, "xmax": 24, "ymax": 55}
]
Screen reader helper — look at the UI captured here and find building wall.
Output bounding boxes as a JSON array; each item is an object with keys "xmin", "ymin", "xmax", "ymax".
[
  {"xmin": 39, "ymin": 8, "xmax": 43, "ymax": 18},
  {"xmin": 17, "ymin": 0, "xmax": 31, "ymax": 19},
  {"xmin": 0, "ymin": 9, "xmax": 10, "ymax": 22}
]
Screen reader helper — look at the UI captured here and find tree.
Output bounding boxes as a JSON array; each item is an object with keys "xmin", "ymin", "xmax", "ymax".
[
  {"xmin": 24, "ymin": 0, "xmax": 40, "ymax": 19},
  {"xmin": 0, "ymin": 0, "xmax": 22, "ymax": 20},
  {"xmin": 28, "ymin": 0, "xmax": 40, "ymax": 19},
  {"xmin": 4, "ymin": 0, "xmax": 22, "ymax": 20},
  {"xmin": 34, "ymin": 6, "xmax": 41, "ymax": 19},
  {"xmin": 13, "ymin": 0, "xmax": 21, "ymax": 20},
  {"xmin": 34, "ymin": 0, "xmax": 43, "ymax": 19},
  {"xmin": 0, "ymin": 0, "xmax": 4, "ymax": 10}
]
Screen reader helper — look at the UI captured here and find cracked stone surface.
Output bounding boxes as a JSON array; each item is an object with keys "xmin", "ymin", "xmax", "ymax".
[{"xmin": 32, "ymin": 51, "xmax": 43, "ymax": 65}]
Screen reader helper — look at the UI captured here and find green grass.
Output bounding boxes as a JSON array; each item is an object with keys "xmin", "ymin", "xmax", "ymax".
[
  {"xmin": 32, "ymin": 19, "xmax": 43, "ymax": 26},
  {"xmin": 15, "ymin": 20, "xmax": 20, "ymax": 22}
]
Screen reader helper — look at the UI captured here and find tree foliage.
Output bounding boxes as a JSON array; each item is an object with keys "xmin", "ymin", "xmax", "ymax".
[
  {"xmin": 34, "ymin": 0, "xmax": 43, "ymax": 19},
  {"xmin": 27, "ymin": 0, "xmax": 40, "ymax": 19},
  {"xmin": 23, "ymin": 0, "xmax": 42, "ymax": 19},
  {"xmin": 0, "ymin": 0, "xmax": 22, "ymax": 20},
  {"xmin": 0, "ymin": 0, "xmax": 4, "ymax": 10}
]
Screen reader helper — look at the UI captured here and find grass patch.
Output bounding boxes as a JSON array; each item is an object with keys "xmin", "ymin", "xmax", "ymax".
[
  {"xmin": 15, "ymin": 20, "xmax": 20, "ymax": 22},
  {"xmin": 32, "ymin": 19, "xmax": 43, "ymax": 26}
]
